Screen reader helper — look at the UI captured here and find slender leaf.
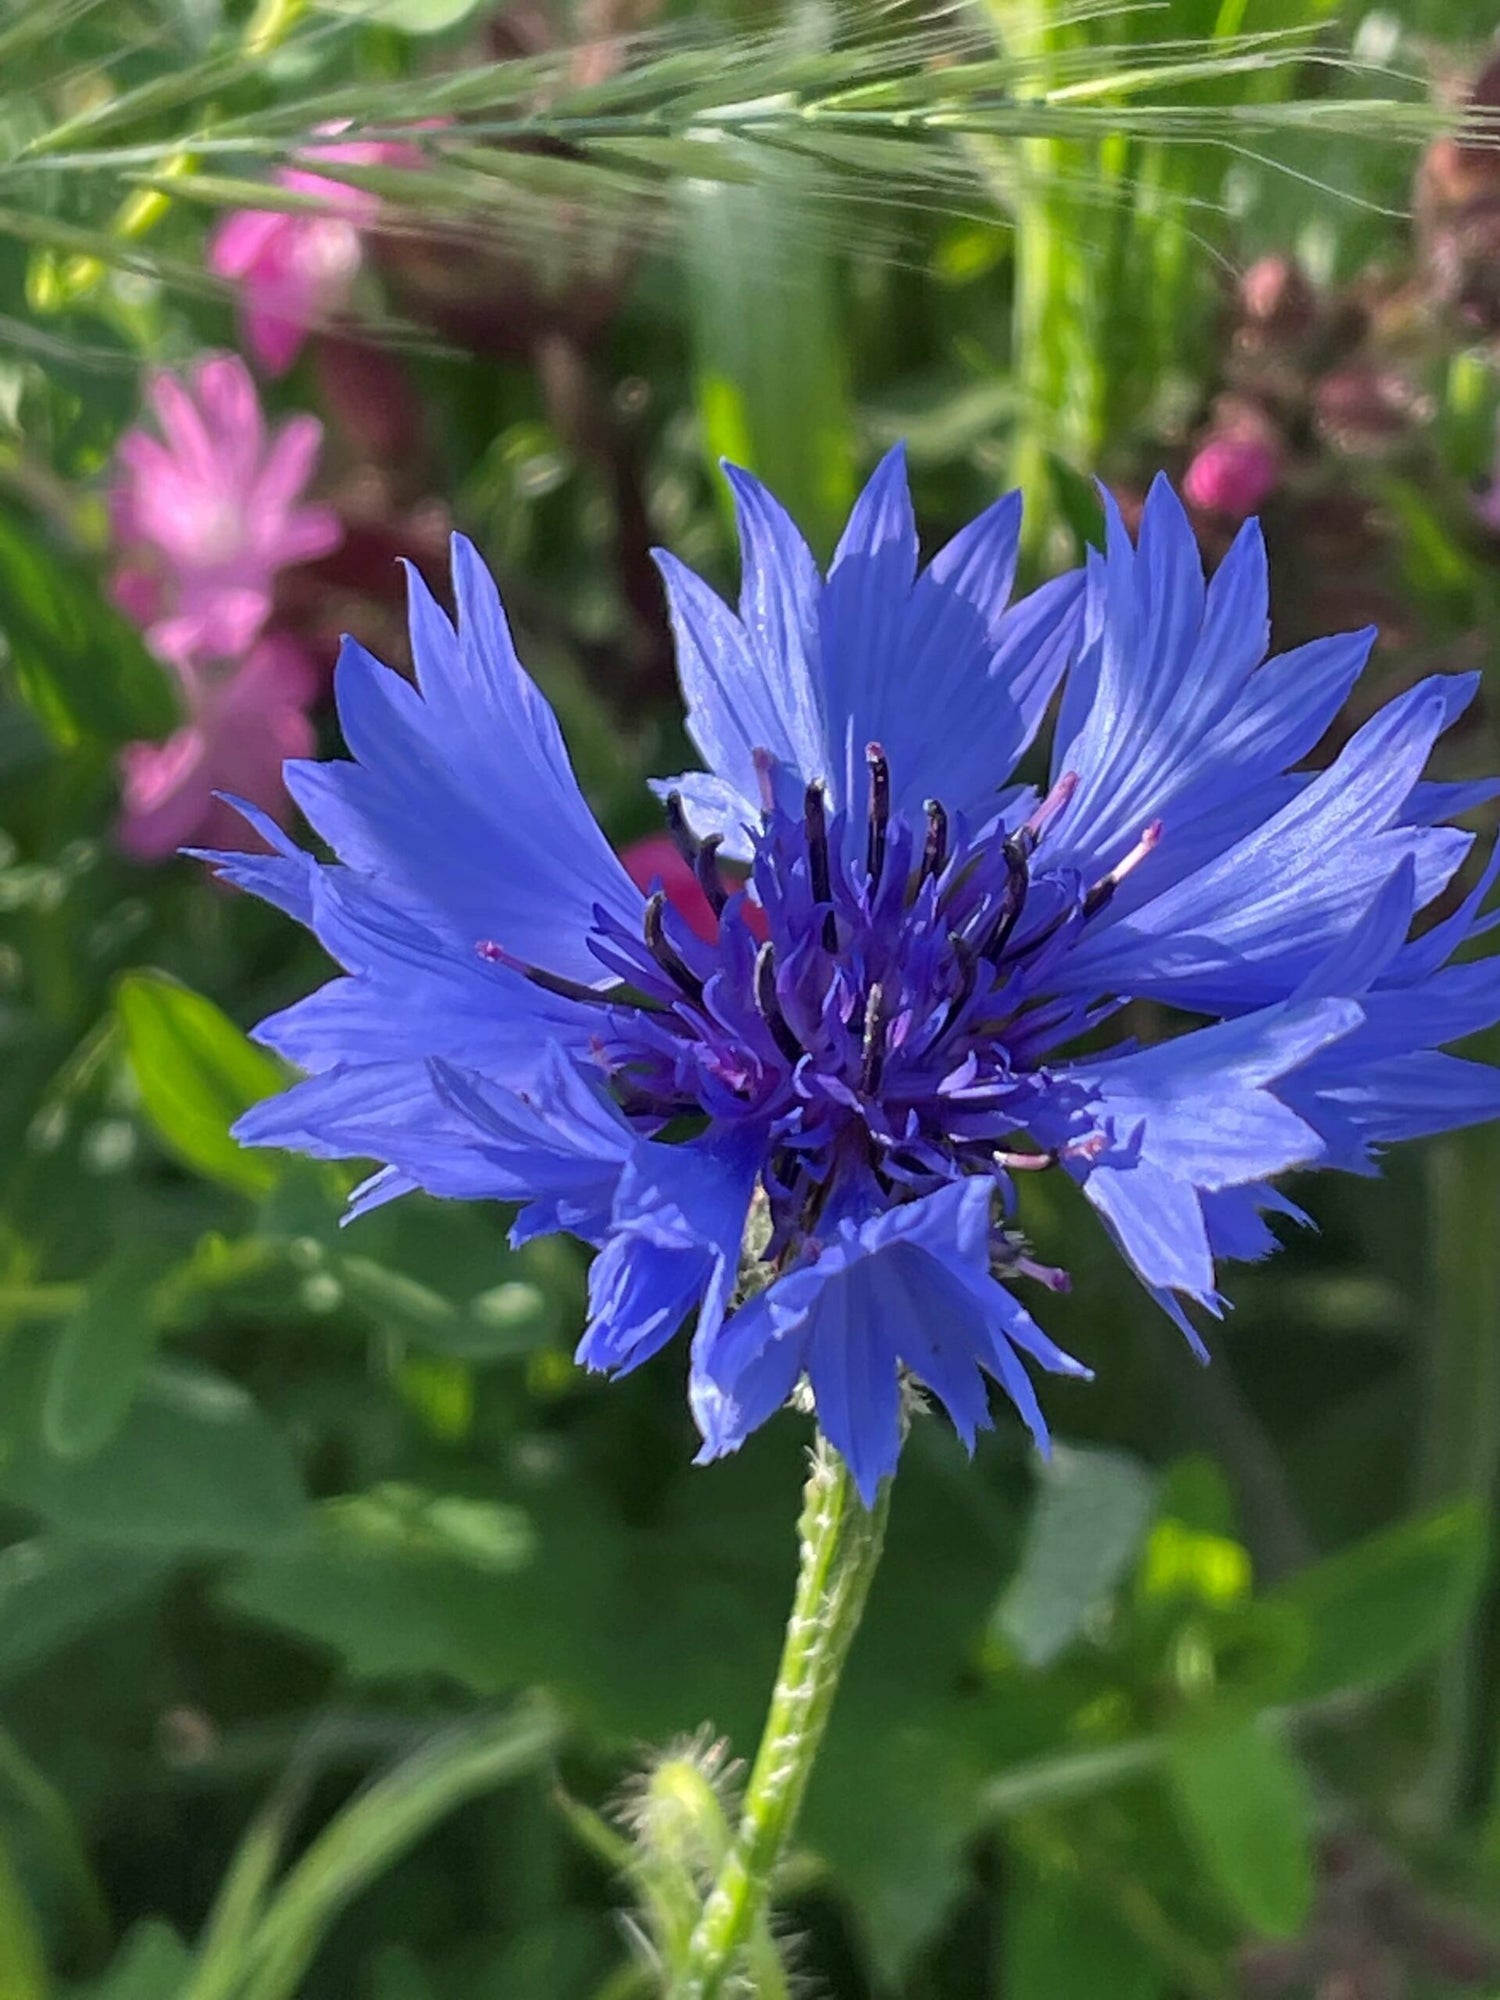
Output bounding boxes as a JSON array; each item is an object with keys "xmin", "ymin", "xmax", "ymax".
[
  {"xmin": 1166, "ymin": 1716, "xmax": 1315, "ymax": 1940},
  {"xmin": 1, "ymin": 1364, "xmax": 307, "ymax": 1552},
  {"xmin": 1268, "ymin": 1504, "xmax": 1488, "ymax": 1702},
  {"xmin": 0, "ymin": 504, "xmax": 176, "ymax": 748},
  {"xmin": 72, "ymin": 1920, "xmax": 192, "ymax": 1999},
  {"xmin": 995, "ymin": 1443, "xmax": 1157, "ymax": 1667},
  {"xmin": 0, "ymin": 1828, "xmax": 48, "ymax": 2000},
  {"xmin": 117, "ymin": 974, "xmax": 286, "ymax": 1198},
  {"xmin": 0, "ymin": 1539, "xmax": 169, "ymax": 1685},
  {"xmin": 41, "ymin": 1242, "xmax": 165, "ymax": 1460}
]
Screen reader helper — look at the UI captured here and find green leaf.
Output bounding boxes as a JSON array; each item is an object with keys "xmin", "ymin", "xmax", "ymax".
[
  {"xmin": 41, "ymin": 1244, "xmax": 164, "ymax": 1460},
  {"xmin": 994, "ymin": 1443, "xmax": 1157, "ymax": 1667},
  {"xmin": 313, "ymin": 0, "xmax": 484, "ymax": 30},
  {"xmin": 1002, "ymin": 1851, "xmax": 1167, "ymax": 2000},
  {"xmin": 68, "ymin": 1919, "xmax": 191, "ymax": 1998},
  {"xmin": 1267, "ymin": 1504, "xmax": 1489, "ymax": 1702},
  {"xmin": 1165, "ymin": 1716, "xmax": 1315, "ymax": 1939},
  {"xmin": 225, "ymin": 1704, "xmax": 561, "ymax": 2000},
  {"xmin": 681, "ymin": 157, "xmax": 855, "ymax": 562},
  {"xmin": 335, "ymin": 1255, "xmax": 554, "ymax": 1361},
  {"xmin": 1, "ymin": 1364, "xmax": 306, "ymax": 1552},
  {"xmin": 117, "ymin": 974, "xmax": 286, "ymax": 1198},
  {"xmin": 0, "ymin": 503, "xmax": 176, "ymax": 748},
  {"xmin": 369, "ymin": 1950, "xmax": 439, "ymax": 2000},
  {"xmin": 0, "ymin": 1827, "xmax": 48, "ymax": 2000},
  {"xmin": 0, "ymin": 1540, "xmax": 169, "ymax": 1687}
]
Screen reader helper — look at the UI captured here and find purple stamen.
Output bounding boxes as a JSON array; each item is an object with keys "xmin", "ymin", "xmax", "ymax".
[
  {"xmin": 476, "ymin": 939, "xmax": 645, "ymax": 1010},
  {"xmin": 974, "ymin": 838, "xmax": 1030, "ymax": 960},
  {"xmin": 753, "ymin": 746, "xmax": 778, "ymax": 815},
  {"xmin": 860, "ymin": 981, "xmax": 888, "ymax": 1095},
  {"xmin": 695, "ymin": 832, "xmax": 728, "ymax": 916},
  {"xmin": 644, "ymin": 892, "xmax": 704, "ymax": 1002},
  {"xmin": 804, "ymin": 782, "xmax": 838, "ymax": 951},
  {"xmin": 754, "ymin": 941, "xmax": 803, "ymax": 1063},
  {"xmin": 663, "ymin": 790, "xmax": 698, "ymax": 866},
  {"xmin": 866, "ymin": 742, "xmax": 890, "ymax": 890},
  {"xmin": 921, "ymin": 799, "xmax": 948, "ymax": 885}
]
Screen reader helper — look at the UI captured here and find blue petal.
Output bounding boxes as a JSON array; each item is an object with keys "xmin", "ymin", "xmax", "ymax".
[
  {"xmin": 188, "ymin": 796, "xmax": 318, "ymax": 923},
  {"xmin": 691, "ymin": 1181, "xmax": 1086, "ymax": 1502},
  {"xmin": 658, "ymin": 450, "xmax": 1084, "ymax": 855},
  {"xmin": 1201, "ymin": 1183, "xmax": 1309, "ymax": 1263},
  {"xmin": 1042, "ymin": 998, "xmax": 1360, "ymax": 1301},
  {"xmin": 1062, "ymin": 674, "xmax": 1477, "ymax": 1011},
  {"xmin": 234, "ymin": 1046, "xmax": 635, "ymax": 1233},
  {"xmin": 1050, "ymin": 483, "xmax": 1386, "ymax": 921},
  {"xmin": 283, "ymin": 540, "xmax": 641, "ymax": 983},
  {"xmin": 1287, "ymin": 1051, "xmax": 1500, "ymax": 1165},
  {"xmin": 577, "ymin": 1129, "xmax": 760, "ymax": 1375}
]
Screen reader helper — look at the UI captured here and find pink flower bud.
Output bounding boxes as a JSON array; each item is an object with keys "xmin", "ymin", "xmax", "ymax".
[{"xmin": 1182, "ymin": 436, "xmax": 1280, "ymax": 519}]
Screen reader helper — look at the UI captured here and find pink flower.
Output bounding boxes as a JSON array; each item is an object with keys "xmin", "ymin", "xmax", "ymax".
[
  {"xmin": 117, "ymin": 635, "xmax": 317, "ymax": 861},
  {"xmin": 1182, "ymin": 435, "xmax": 1281, "ymax": 519},
  {"xmin": 209, "ymin": 136, "xmax": 419, "ymax": 376},
  {"xmin": 621, "ymin": 833, "xmax": 768, "ymax": 944},
  {"xmin": 111, "ymin": 354, "xmax": 341, "ymax": 671}
]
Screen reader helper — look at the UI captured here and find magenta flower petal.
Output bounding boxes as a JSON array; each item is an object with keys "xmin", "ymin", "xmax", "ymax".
[{"xmin": 110, "ymin": 353, "xmax": 340, "ymax": 672}]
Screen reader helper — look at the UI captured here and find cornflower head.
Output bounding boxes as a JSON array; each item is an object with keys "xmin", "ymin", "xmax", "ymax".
[
  {"xmin": 209, "ymin": 133, "xmax": 422, "ymax": 376},
  {"xmin": 202, "ymin": 452, "xmax": 1500, "ymax": 1503},
  {"xmin": 110, "ymin": 354, "xmax": 341, "ymax": 672}
]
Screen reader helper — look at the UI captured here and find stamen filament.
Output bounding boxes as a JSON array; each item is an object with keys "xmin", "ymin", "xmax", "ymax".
[
  {"xmin": 804, "ymin": 782, "xmax": 838, "ymax": 952},
  {"xmin": 695, "ymin": 833, "xmax": 728, "ymax": 916},
  {"xmin": 664, "ymin": 790, "xmax": 699, "ymax": 866},
  {"xmin": 1016, "ymin": 769, "xmax": 1079, "ymax": 856},
  {"xmin": 1082, "ymin": 819, "xmax": 1163, "ymax": 919},
  {"xmin": 860, "ymin": 982, "xmax": 888, "ymax": 1095},
  {"xmin": 865, "ymin": 743, "xmax": 890, "ymax": 890},
  {"xmin": 476, "ymin": 940, "xmax": 652, "ymax": 1011},
  {"xmin": 644, "ymin": 892, "xmax": 705, "ymax": 1002},
  {"xmin": 754, "ymin": 942, "xmax": 803, "ymax": 1063}
]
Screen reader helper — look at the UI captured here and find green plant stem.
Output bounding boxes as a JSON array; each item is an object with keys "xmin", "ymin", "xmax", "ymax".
[
  {"xmin": 669, "ymin": 1436, "xmax": 890, "ymax": 2000},
  {"xmin": 1418, "ymin": 1125, "xmax": 1500, "ymax": 1830}
]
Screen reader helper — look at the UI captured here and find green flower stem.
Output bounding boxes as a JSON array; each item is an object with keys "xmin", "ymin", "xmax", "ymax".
[{"xmin": 669, "ymin": 1435, "xmax": 890, "ymax": 2000}]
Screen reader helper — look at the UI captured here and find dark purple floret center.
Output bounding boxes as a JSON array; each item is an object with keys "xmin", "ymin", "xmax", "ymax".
[{"xmin": 476, "ymin": 749, "xmax": 1158, "ymax": 1265}]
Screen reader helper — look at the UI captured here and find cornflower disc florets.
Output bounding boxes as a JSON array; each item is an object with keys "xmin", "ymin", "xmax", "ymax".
[{"xmin": 518, "ymin": 754, "xmax": 1148, "ymax": 1288}]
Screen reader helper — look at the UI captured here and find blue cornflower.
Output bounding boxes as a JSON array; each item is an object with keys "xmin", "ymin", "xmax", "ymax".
[{"xmin": 201, "ymin": 453, "xmax": 1500, "ymax": 1503}]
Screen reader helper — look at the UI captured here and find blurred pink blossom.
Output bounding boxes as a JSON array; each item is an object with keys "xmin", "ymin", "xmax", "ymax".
[
  {"xmin": 116, "ymin": 635, "xmax": 317, "ymax": 861},
  {"xmin": 622, "ymin": 833, "xmax": 722, "ymax": 943},
  {"xmin": 621, "ymin": 833, "xmax": 768, "ymax": 944},
  {"xmin": 1182, "ymin": 434, "xmax": 1281, "ymax": 518},
  {"xmin": 110, "ymin": 353, "xmax": 341, "ymax": 671},
  {"xmin": 209, "ymin": 135, "xmax": 420, "ymax": 375}
]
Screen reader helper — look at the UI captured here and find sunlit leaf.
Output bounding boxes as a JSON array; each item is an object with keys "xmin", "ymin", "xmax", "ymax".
[
  {"xmin": 0, "ymin": 1828, "xmax": 48, "ymax": 2000},
  {"xmin": 70, "ymin": 1919, "xmax": 192, "ymax": 1998},
  {"xmin": 1267, "ymin": 1504, "xmax": 1489, "ymax": 1702},
  {"xmin": 117, "ymin": 973, "xmax": 286, "ymax": 1198},
  {"xmin": 0, "ymin": 504, "xmax": 176, "ymax": 748}
]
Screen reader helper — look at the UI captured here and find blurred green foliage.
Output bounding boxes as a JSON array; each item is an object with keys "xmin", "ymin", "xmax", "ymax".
[{"xmin": 0, "ymin": 0, "xmax": 1498, "ymax": 1994}]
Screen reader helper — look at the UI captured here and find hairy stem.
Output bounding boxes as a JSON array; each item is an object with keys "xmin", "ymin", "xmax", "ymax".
[{"xmin": 668, "ymin": 1437, "xmax": 890, "ymax": 1999}]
